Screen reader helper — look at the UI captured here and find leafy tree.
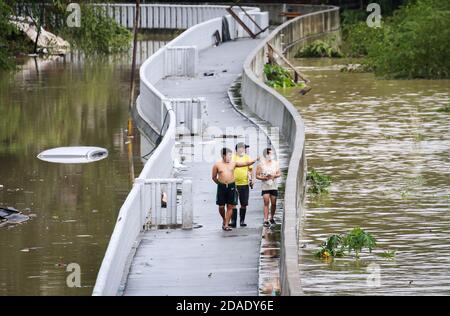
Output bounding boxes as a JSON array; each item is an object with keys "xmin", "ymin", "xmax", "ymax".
[
  {"xmin": 341, "ymin": 0, "xmax": 450, "ymax": 79},
  {"xmin": 61, "ymin": 3, "xmax": 132, "ymax": 55},
  {"xmin": 0, "ymin": 0, "xmax": 17, "ymax": 70},
  {"xmin": 367, "ymin": 0, "xmax": 450, "ymax": 78}
]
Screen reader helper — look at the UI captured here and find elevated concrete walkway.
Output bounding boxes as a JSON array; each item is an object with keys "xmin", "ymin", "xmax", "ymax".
[{"xmin": 123, "ymin": 39, "xmax": 266, "ymax": 296}]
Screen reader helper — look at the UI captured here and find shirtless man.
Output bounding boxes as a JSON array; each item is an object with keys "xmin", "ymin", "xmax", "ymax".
[{"xmin": 212, "ymin": 148, "xmax": 258, "ymax": 231}]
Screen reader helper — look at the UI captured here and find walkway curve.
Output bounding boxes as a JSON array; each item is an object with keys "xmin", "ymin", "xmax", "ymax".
[
  {"xmin": 93, "ymin": 4, "xmax": 268, "ymax": 296},
  {"xmin": 93, "ymin": 3, "xmax": 341, "ymax": 296},
  {"xmin": 241, "ymin": 5, "xmax": 340, "ymax": 295}
]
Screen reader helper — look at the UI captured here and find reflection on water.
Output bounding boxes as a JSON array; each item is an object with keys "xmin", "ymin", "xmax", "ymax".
[
  {"xmin": 0, "ymin": 37, "xmax": 170, "ymax": 295},
  {"xmin": 282, "ymin": 58, "xmax": 450, "ymax": 295}
]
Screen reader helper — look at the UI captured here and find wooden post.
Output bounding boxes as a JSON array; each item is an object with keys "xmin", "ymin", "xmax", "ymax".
[{"xmin": 267, "ymin": 43, "xmax": 310, "ymax": 83}]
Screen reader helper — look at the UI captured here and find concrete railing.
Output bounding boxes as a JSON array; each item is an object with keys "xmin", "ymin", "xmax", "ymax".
[
  {"xmin": 241, "ymin": 4, "xmax": 340, "ymax": 296},
  {"xmin": 93, "ymin": 4, "xmax": 267, "ymax": 296},
  {"xmin": 93, "ymin": 3, "xmax": 261, "ymax": 30}
]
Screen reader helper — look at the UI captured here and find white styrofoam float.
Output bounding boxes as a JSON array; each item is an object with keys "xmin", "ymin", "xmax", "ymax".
[{"xmin": 37, "ymin": 146, "xmax": 108, "ymax": 164}]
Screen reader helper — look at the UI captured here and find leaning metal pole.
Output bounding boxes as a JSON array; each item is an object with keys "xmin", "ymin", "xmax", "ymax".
[{"xmin": 127, "ymin": 0, "xmax": 141, "ymax": 185}]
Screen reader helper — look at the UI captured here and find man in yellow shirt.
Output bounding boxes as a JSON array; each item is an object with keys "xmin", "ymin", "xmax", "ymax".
[{"xmin": 230, "ymin": 142, "xmax": 253, "ymax": 227}]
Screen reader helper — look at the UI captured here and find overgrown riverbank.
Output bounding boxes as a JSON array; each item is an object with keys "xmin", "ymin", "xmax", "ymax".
[
  {"xmin": 297, "ymin": 0, "xmax": 449, "ymax": 79},
  {"xmin": 0, "ymin": 0, "xmax": 132, "ymax": 71},
  {"xmin": 342, "ymin": 0, "xmax": 449, "ymax": 79}
]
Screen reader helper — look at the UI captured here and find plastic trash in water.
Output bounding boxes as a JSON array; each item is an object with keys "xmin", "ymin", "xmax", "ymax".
[{"xmin": 37, "ymin": 146, "xmax": 108, "ymax": 164}]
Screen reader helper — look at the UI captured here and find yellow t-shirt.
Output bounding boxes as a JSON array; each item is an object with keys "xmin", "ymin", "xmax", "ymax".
[{"xmin": 232, "ymin": 154, "xmax": 253, "ymax": 186}]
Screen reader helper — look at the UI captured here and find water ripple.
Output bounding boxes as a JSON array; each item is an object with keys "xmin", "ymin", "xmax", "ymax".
[{"xmin": 284, "ymin": 58, "xmax": 450, "ymax": 296}]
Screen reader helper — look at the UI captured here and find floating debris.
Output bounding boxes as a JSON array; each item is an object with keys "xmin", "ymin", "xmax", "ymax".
[
  {"xmin": 37, "ymin": 146, "xmax": 108, "ymax": 164},
  {"xmin": 20, "ymin": 247, "xmax": 43, "ymax": 252},
  {"xmin": 51, "ymin": 241, "xmax": 73, "ymax": 245},
  {"xmin": 0, "ymin": 207, "xmax": 31, "ymax": 225},
  {"xmin": 76, "ymin": 235, "xmax": 93, "ymax": 238}
]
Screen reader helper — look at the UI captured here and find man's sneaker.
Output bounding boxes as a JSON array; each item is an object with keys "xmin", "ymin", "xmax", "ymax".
[
  {"xmin": 269, "ymin": 218, "xmax": 276, "ymax": 225},
  {"xmin": 263, "ymin": 221, "xmax": 270, "ymax": 228}
]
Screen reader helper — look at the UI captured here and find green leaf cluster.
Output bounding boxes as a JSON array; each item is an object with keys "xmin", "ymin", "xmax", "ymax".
[
  {"xmin": 296, "ymin": 40, "xmax": 342, "ymax": 58},
  {"xmin": 315, "ymin": 227, "xmax": 377, "ymax": 260},
  {"xmin": 264, "ymin": 63, "xmax": 298, "ymax": 88},
  {"xmin": 307, "ymin": 168, "xmax": 331, "ymax": 195}
]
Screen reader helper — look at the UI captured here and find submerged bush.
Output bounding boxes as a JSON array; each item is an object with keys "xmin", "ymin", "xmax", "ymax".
[
  {"xmin": 264, "ymin": 63, "xmax": 297, "ymax": 88},
  {"xmin": 378, "ymin": 250, "xmax": 396, "ymax": 259},
  {"xmin": 342, "ymin": 227, "xmax": 376, "ymax": 258},
  {"xmin": 437, "ymin": 104, "xmax": 450, "ymax": 113},
  {"xmin": 296, "ymin": 39, "xmax": 342, "ymax": 58},
  {"xmin": 315, "ymin": 227, "xmax": 377, "ymax": 260},
  {"xmin": 307, "ymin": 168, "xmax": 331, "ymax": 194},
  {"xmin": 315, "ymin": 234, "xmax": 345, "ymax": 259}
]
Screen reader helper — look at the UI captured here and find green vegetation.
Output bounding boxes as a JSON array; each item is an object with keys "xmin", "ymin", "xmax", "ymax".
[
  {"xmin": 61, "ymin": 4, "xmax": 132, "ymax": 55},
  {"xmin": 295, "ymin": 39, "xmax": 342, "ymax": 58},
  {"xmin": 341, "ymin": 0, "xmax": 450, "ymax": 79},
  {"xmin": 264, "ymin": 63, "xmax": 299, "ymax": 88},
  {"xmin": 315, "ymin": 234, "xmax": 345, "ymax": 259},
  {"xmin": 378, "ymin": 250, "xmax": 396, "ymax": 259},
  {"xmin": 307, "ymin": 168, "xmax": 331, "ymax": 194},
  {"xmin": 315, "ymin": 227, "xmax": 377, "ymax": 260},
  {"xmin": 437, "ymin": 104, "xmax": 450, "ymax": 113},
  {"xmin": 0, "ymin": 0, "xmax": 18, "ymax": 70},
  {"xmin": 343, "ymin": 227, "xmax": 377, "ymax": 258},
  {"xmin": 0, "ymin": 1, "xmax": 132, "ymax": 70},
  {"xmin": 341, "ymin": 15, "xmax": 384, "ymax": 59}
]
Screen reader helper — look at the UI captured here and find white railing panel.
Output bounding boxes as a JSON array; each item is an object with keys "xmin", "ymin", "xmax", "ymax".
[
  {"xmin": 92, "ymin": 184, "xmax": 142, "ymax": 296},
  {"xmin": 165, "ymin": 46, "xmax": 198, "ymax": 77}
]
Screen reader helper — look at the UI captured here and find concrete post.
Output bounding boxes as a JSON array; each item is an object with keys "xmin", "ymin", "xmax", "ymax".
[
  {"xmin": 134, "ymin": 178, "xmax": 146, "ymax": 228},
  {"xmin": 182, "ymin": 179, "xmax": 193, "ymax": 229}
]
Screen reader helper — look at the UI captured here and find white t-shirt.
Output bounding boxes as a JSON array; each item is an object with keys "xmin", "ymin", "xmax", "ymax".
[{"xmin": 260, "ymin": 160, "xmax": 279, "ymax": 191}]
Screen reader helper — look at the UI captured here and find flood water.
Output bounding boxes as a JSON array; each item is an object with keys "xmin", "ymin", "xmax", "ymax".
[
  {"xmin": 283, "ymin": 58, "xmax": 450, "ymax": 295},
  {"xmin": 0, "ymin": 35, "xmax": 171, "ymax": 295}
]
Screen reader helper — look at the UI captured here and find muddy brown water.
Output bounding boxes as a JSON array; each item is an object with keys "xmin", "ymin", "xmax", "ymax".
[
  {"xmin": 0, "ymin": 36, "xmax": 170, "ymax": 295},
  {"xmin": 281, "ymin": 58, "xmax": 450, "ymax": 295}
]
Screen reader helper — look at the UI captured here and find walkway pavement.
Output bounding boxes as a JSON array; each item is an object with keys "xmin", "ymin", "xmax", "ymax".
[{"xmin": 123, "ymin": 38, "xmax": 267, "ymax": 296}]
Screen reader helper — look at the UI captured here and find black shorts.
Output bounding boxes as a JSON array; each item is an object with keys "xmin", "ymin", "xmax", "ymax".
[
  {"xmin": 236, "ymin": 185, "xmax": 250, "ymax": 207},
  {"xmin": 262, "ymin": 190, "xmax": 278, "ymax": 197},
  {"xmin": 216, "ymin": 182, "xmax": 238, "ymax": 206}
]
